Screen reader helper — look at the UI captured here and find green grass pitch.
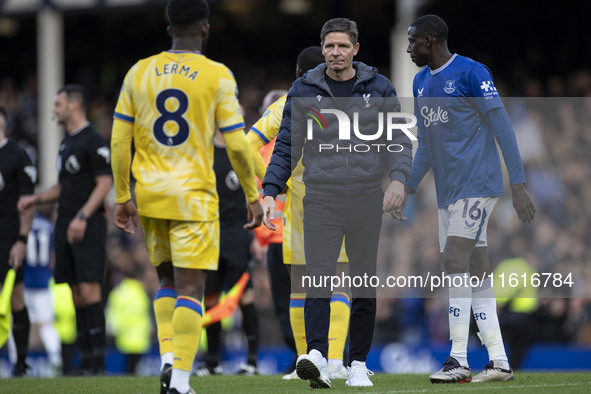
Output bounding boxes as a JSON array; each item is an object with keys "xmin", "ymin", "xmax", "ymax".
[{"xmin": 0, "ymin": 372, "xmax": 589, "ymax": 393}]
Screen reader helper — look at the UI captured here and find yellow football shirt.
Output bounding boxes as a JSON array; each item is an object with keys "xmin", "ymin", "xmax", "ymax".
[
  {"xmin": 248, "ymin": 95, "xmax": 302, "ymax": 188},
  {"xmin": 112, "ymin": 50, "xmax": 244, "ymax": 221},
  {"xmin": 246, "ymin": 95, "xmax": 348, "ymax": 264}
]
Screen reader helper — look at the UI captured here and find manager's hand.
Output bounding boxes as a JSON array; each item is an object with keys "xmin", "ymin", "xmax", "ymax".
[
  {"xmin": 383, "ymin": 180, "xmax": 407, "ymax": 221},
  {"xmin": 262, "ymin": 196, "xmax": 276, "ymax": 231}
]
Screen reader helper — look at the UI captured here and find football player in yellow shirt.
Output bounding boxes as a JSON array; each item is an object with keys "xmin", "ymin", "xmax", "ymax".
[{"xmin": 110, "ymin": 1, "xmax": 262, "ymax": 393}]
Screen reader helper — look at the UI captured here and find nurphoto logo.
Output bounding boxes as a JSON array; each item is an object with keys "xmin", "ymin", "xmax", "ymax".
[{"xmin": 305, "ymin": 108, "xmax": 417, "ymax": 153}]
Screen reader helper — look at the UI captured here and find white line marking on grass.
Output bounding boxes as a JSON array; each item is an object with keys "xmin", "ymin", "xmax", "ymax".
[{"xmin": 384, "ymin": 382, "xmax": 586, "ymax": 393}]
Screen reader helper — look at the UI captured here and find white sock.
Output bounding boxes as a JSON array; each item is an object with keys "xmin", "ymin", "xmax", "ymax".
[
  {"xmin": 448, "ymin": 273, "xmax": 472, "ymax": 367},
  {"xmin": 169, "ymin": 368, "xmax": 191, "ymax": 393},
  {"xmin": 472, "ymin": 278, "xmax": 508, "ymax": 366},
  {"xmin": 328, "ymin": 359, "xmax": 343, "ymax": 368},
  {"xmin": 161, "ymin": 352, "xmax": 174, "ymax": 370},
  {"xmin": 39, "ymin": 323, "xmax": 62, "ymax": 363}
]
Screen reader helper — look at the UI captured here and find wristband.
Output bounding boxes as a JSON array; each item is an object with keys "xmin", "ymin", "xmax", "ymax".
[
  {"xmin": 76, "ymin": 210, "xmax": 88, "ymax": 221},
  {"xmin": 17, "ymin": 234, "xmax": 28, "ymax": 244}
]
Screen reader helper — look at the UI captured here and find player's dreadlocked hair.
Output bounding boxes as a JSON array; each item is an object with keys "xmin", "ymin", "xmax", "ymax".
[
  {"xmin": 167, "ymin": 0, "xmax": 210, "ymax": 29},
  {"xmin": 410, "ymin": 14, "xmax": 449, "ymax": 41},
  {"xmin": 297, "ymin": 46, "xmax": 325, "ymax": 75}
]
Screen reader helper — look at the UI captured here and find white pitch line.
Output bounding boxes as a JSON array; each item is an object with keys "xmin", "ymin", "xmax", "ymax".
[{"xmin": 382, "ymin": 382, "xmax": 587, "ymax": 393}]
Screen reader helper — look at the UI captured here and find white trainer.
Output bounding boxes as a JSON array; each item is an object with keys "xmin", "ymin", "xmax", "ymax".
[
  {"xmin": 282, "ymin": 369, "xmax": 300, "ymax": 380},
  {"xmin": 346, "ymin": 360, "xmax": 374, "ymax": 387},
  {"xmin": 193, "ymin": 364, "xmax": 223, "ymax": 376},
  {"xmin": 296, "ymin": 349, "xmax": 331, "ymax": 389},
  {"xmin": 328, "ymin": 359, "xmax": 348, "ymax": 379},
  {"xmin": 237, "ymin": 363, "xmax": 257, "ymax": 375}
]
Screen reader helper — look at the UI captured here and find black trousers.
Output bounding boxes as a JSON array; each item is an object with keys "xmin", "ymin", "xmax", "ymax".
[{"xmin": 302, "ymin": 190, "xmax": 382, "ymax": 363}]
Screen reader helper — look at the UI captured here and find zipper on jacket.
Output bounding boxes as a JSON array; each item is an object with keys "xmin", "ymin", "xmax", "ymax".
[{"xmin": 345, "ymin": 151, "xmax": 349, "ymax": 195}]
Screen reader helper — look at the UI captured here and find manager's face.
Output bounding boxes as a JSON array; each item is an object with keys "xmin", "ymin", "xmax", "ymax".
[{"xmin": 322, "ymin": 32, "xmax": 359, "ymax": 76}]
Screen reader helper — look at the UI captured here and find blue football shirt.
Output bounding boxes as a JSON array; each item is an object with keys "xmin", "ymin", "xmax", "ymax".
[
  {"xmin": 24, "ymin": 214, "xmax": 54, "ymax": 289},
  {"xmin": 407, "ymin": 54, "xmax": 524, "ymax": 207}
]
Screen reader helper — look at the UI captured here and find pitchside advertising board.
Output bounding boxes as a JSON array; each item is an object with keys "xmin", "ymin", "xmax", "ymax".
[{"xmin": 1, "ymin": 342, "xmax": 589, "ymax": 376}]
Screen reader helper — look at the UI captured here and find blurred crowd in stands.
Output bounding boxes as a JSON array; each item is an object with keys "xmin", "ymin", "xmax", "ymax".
[{"xmin": 1, "ymin": 66, "xmax": 590, "ymax": 370}]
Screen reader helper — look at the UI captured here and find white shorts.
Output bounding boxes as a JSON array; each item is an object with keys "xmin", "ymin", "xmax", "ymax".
[
  {"xmin": 438, "ymin": 197, "xmax": 498, "ymax": 252},
  {"xmin": 24, "ymin": 288, "xmax": 55, "ymax": 324}
]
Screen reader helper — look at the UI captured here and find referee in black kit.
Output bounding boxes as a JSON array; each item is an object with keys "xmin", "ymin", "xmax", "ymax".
[
  {"xmin": 0, "ymin": 106, "xmax": 36, "ymax": 376},
  {"xmin": 19, "ymin": 85, "xmax": 112, "ymax": 375}
]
